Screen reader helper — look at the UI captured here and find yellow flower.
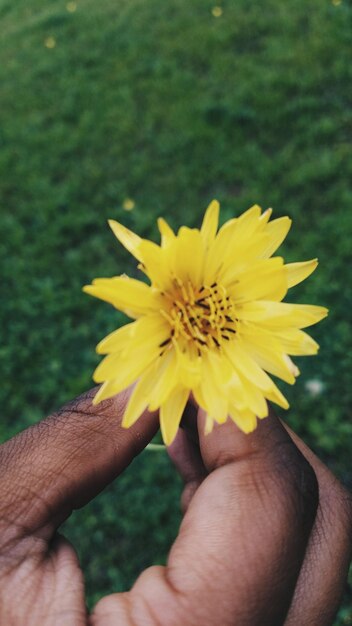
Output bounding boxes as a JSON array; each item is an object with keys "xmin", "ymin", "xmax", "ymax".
[
  {"xmin": 66, "ymin": 2, "xmax": 78, "ymax": 12},
  {"xmin": 212, "ymin": 6, "xmax": 223, "ymax": 17},
  {"xmin": 83, "ymin": 202, "xmax": 328, "ymax": 444},
  {"xmin": 122, "ymin": 197, "xmax": 135, "ymax": 211},
  {"xmin": 44, "ymin": 36, "xmax": 56, "ymax": 49}
]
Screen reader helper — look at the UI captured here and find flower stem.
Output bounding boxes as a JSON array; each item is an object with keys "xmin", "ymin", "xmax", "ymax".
[{"xmin": 146, "ymin": 443, "xmax": 166, "ymax": 451}]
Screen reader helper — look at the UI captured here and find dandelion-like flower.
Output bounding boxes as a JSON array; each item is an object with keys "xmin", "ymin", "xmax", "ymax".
[{"xmin": 84, "ymin": 202, "xmax": 328, "ymax": 444}]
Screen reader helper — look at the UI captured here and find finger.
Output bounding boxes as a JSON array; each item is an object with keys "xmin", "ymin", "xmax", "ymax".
[
  {"xmin": 160, "ymin": 408, "xmax": 318, "ymax": 625},
  {"xmin": 0, "ymin": 387, "xmax": 159, "ymax": 544},
  {"xmin": 281, "ymin": 423, "xmax": 352, "ymax": 626},
  {"xmin": 94, "ymin": 406, "xmax": 319, "ymax": 626},
  {"xmin": 168, "ymin": 428, "xmax": 207, "ymax": 513}
]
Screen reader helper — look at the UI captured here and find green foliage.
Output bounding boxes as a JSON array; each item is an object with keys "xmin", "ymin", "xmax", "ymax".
[{"xmin": 0, "ymin": 0, "xmax": 351, "ymax": 620}]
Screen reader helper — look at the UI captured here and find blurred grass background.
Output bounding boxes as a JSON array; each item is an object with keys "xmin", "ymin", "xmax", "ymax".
[{"xmin": 1, "ymin": 0, "xmax": 351, "ymax": 621}]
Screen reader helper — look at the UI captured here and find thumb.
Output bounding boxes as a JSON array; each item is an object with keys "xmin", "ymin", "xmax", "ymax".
[{"xmin": 96, "ymin": 407, "xmax": 318, "ymax": 626}]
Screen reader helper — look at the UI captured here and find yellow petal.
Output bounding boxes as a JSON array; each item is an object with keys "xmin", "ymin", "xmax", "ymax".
[
  {"xmin": 93, "ymin": 316, "xmax": 168, "ymax": 383},
  {"xmin": 236, "ymin": 204, "xmax": 262, "ymax": 231},
  {"xmin": 203, "ymin": 205, "xmax": 262, "ymax": 284},
  {"xmin": 272, "ymin": 328, "xmax": 319, "ymax": 356},
  {"xmin": 240, "ymin": 332, "xmax": 296, "ymax": 384},
  {"xmin": 96, "ymin": 321, "xmax": 135, "ymax": 354},
  {"xmin": 199, "ymin": 353, "xmax": 229, "ymax": 421},
  {"xmin": 284, "ymin": 355, "xmax": 300, "ymax": 377},
  {"xmin": 285, "ymin": 259, "xmax": 318, "ymax": 288},
  {"xmin": 206, "ymin": 349, "xmax": 233, "ymax": 387},
  {"xmin": 260, "ymin": 207, "xmax": 273, "ymax": 224},
  {"xmin": 122, "ymin": 362, "xmax": 159, "ymax": 428},
  {"xmin": 200, "ymin": 199, "xmax": 220, "ymax": 246},
  {"xmin": 83, "ymin": 276, "xmax": 156, "ymax": 318},
  {"xmin": 93, "ymin": 340, "xmax": 157, "ymax": 384},
  {"xmin": 217, "ymin": 231, "xmax": 270, "ymax": 282},
  {"xmin": 157, "ymin": 217, "xmax": 175, "ymax": 247},
  {"xmin": 173, "ymin": 227, "xmax": 204, "ymax": 287},
  {"xmin": 227, "ymin": 369, "xmax": 247, "ymax": 411},
  {"xmin": 108, "ymin": 219, "xmax": 143, "ymax": 261},
  {"xmin": 259, "ymin": 216, "xmax": 292, "ymax": 258},
  {"xmin": 224, "ymin": 341, "xmax": 273, "ymax": 391},
  {"xmin": 160, "ymin": 387, "xmax": 189, "ymax": 445},
  {"xmin": 148, "ymin": 349, "xmax": 180, "ymax": 410},
  {"xmin": 237, "ymin": 301, "xmax": 328, "ymax": 328},
  {"xmin": 93, "ymin": 355, "xmax": 157, "ymax": 404},
  {"xmin": 138, "ymin": 239, "xmax": 173, "ymax": 288},
  {"xmin": 192, "ymin": 384, "xmax": 208, "ymax": 413},
  {"xmin": 205, "ymin": 414, "xmax": 215, "ymax": 434},
  {"xmin": 264, "ymin": 382, "xmax": 289, "ymax": 409},
  {"xmin": 175, "ymin": 348, "xmax": 202, "ymax": 388},
  {"xmin": 219, "ymin": 205, "xmax": 263, "ymax": 253},
  {"xmin": 202, "ymin": 218, "xmax": 236, "ymax": 284},
  {"xmin": 92, "ymin": 379, "xmax": 122, "ymax": 404},
  {"xmin": 227, "ymin": 257, "xmax": 287, "ymax": 302},
  {"xmin": 239, "ymin": 376, "xmax": 269, "ymax": 417},
  {"xmin": 228, "ymin": 407, "xmax": 258, "ymax": 433}
]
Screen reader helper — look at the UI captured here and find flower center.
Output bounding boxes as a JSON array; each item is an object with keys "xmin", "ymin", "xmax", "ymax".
[{"xmin": 160, "ymin": 278, "xmax": 237, "ymax": 354}]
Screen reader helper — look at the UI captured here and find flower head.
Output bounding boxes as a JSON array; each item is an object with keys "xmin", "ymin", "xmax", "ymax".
[{"xmin": 83, "ymin": 202, "xmax": 328, "ymax": 444}]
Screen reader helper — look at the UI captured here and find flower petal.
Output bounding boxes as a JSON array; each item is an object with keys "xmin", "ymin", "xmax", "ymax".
[
  {"xmin": 83, "ymin": 276, "xmax": 156, "ymax": 318},
  {"xmin": 174, "ymin": 349, "xmax": 202, "ymax": 389},
  {"xmin": 198, "ymin": 352, "xmax": 229, "ymax": 422},
  {"xmin": 92, "ymin": 353, "xmax": 158, "ymax": 404},
  {"xmin": 227, "ymin": 257, "xmax": 287, "ymax": 302},
  {"xmin": 237, "ymin": 301, "xmax": 328, "ymax": 328},
  {"xmin": 96, "ymin": 321, "xmax": 135, "ymax": 355},
  {"xmin": 285, "ymin": 259, "xmax": 318, "ymax": 288},
  {"xmin": 234, "ymin": 204, "xmax": 262, "ymax": 234},
  {"xmin": 228, "ymin": 407, "xmax": 258, "ymax": 433},
  {"xmin": 240, "ymin": 330, "xmax": 296, "ymax": 384},
  {"xmin": 238, "ymin": 375, "xmax": 269, "ymax": 417},
  {"xmin": 205, "ymin": 414, "xmax": 215, "ymax": 434},
  {"xmin": 259, "ymin": 216, "xmax": 292, "ymax": 258},
  {"xmin": 173, "ymin": 227, "xmax": 204, "ymax": 287},
  {"xmin": 203, "ymin": 205, "xmax": 263, "ymax": 284},
  {"xmin": 158, "ymin": 217, "xmax": 175, "ymax": 247},
  {"xmin": 93, "ymin": 316, "xmax": 168, "ymax": 383},
  {"xmin": 160, "ymin": 387, "xmax": 189, "ymax": 445},
  {"xmin": 264, "ymin": 381, "xmax": 290, "ymax": 409},
  {"xmin": 108, "ymin": 219, "xmax": 143, "ymax": 261},
  {"xmin": 260, "ymin": 207, "xmax": 273, "ymax": 224},
  {"xmin": 224, "ymin": 340, "xmax": 274, "ymax": 391},
  {"xmin": 122, "ymin": 361, "xmax": 160, "ymax": 428},
  {"xmin": 138, "ymin": 239, "xmax": 174, "ymax": 289},
  {"xmin": 200, "ymin": 199, "xmax": 220, "ymax": 246},
  {"xmin": 272, "ymin": 328, "xmax": 319, "ymax": 356},
  {"xmin": 148, "ymin": 349, "xmax": 180, "ymax": 410},
  {"xmin": 93, "ymin": 340, "xmax": 157, "ymax": 385}
]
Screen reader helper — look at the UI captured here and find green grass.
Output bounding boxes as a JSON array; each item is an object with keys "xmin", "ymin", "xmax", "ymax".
[{"xmin": 1, "ymin": 0, "xmax": 352, "ymax": 620}]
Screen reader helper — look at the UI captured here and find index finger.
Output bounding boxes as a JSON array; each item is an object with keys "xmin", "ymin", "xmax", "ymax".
[
  {"xmin": 0, "ymin": 387, "xmax": 159, "ymax": 544},
  {"xmin": 280, "ymin": 423, "xmax": 352, "ymax": 626}
]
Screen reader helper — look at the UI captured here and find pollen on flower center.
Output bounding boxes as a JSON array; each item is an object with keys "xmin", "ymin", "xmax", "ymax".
[{"xmin": 160, "ymin": 278, "xmax": 237, "ymax": 353}]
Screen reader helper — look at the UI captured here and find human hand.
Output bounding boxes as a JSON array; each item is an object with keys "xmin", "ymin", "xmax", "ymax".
[{"xmin": 0, "ymin": 389, "xmax": 351, "ymax": 626}]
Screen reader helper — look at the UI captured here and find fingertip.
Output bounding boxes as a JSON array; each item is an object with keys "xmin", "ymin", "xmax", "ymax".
[
  {"xmin": 167, "ymin": 428, "xmax": 207, "ymax": 486},
  {"xmin": 197, "ymin": 404, "xmax": 290, "ymax": 471}
]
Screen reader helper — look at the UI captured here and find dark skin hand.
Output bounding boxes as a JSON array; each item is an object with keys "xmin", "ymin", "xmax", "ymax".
[{"xmin": 0, "ymin": 388, "xmax": 351, "ymax": 625}]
